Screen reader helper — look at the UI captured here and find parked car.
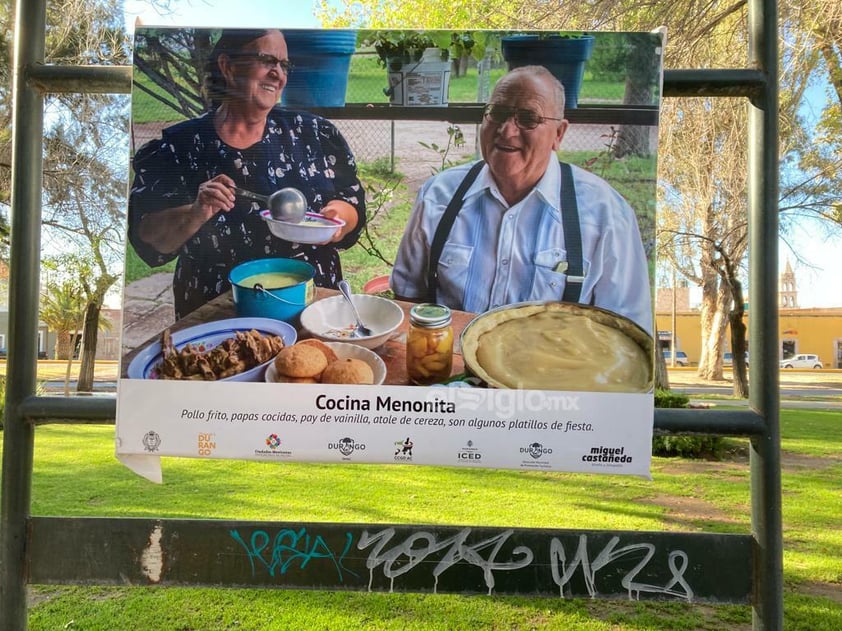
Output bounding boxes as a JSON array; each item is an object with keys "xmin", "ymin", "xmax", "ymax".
[
  {"xmin": 723, "ymin": 351, "xmax": 749, "ymax": 367},
  {"xmin": 662, "ymin": 350, "xmax": 689, "ymax": 367},
  {"xmin": 780, "ymin": 354, "xmax": 823, "ymax": 369}
]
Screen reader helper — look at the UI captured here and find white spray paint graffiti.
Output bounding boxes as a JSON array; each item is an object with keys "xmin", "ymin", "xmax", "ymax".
[
  {"xmin": 358, "ymin": 528, "xmax": 694, "ymax": 600},
  {"xmin": 357, "ymin": 527, "xmax": 533, "ymax": 595},
  {"xmin": 550, "ymin": 535, "xmax": 694, "ymax": 601}
]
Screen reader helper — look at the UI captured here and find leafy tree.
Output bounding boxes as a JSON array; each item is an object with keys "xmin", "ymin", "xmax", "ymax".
[
  {"xmin": 132, "ymin": 27, "xmax": 217, "ymax": 118},
  {"xmin": 0, "ymin": 0, "xmax": 141, "ymax": 391},
  {"xmin": 40, "ymin": 275, "xmax": 86, "ymax": 396}
]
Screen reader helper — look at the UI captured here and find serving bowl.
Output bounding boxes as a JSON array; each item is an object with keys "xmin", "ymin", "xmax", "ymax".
[
  {"xmin": 460, "ymin": 301, "xmax": 653, "ymax": 393},
  {"xmin": 261, "ymin": 211, "xmax": 345, "ymax": 244},
  {"xmin": 265, "ymin": 341, "xmax": 387, "ymax": 385},
  {"xmin": 229, "ymin": 258, "xmax": 315, "ymax": 323},
  {"xmin": 126, "ymin": 317, "xmax": 297, "ymax": 382},
  {"xmin": 299, "ymin": 294, "xmax": 404, "ymax": 350}
]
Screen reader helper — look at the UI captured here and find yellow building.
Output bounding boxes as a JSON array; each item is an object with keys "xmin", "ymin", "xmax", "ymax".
[{"xmin": 655, "ymin": 263, "xmax": 842, "ymax": 369}]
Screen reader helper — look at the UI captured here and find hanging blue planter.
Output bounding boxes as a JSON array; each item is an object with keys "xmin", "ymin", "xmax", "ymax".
[
  {"xmin": 500, "ymin": 34, "xmax": 595, "ymax": 109},
  {"xmin": 281, "ymin": 29, "xmax": 357, "ymax": 108}
]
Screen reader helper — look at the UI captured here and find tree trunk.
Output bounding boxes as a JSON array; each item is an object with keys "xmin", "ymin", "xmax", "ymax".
[
  {"xmin": 54, "ymin": 329, "xmax": 73, "ymax": 360},
  {"xmin": 697, "ymin": 284, "xmax": 730, "ymax": 380},
  {"xmin": 451, "ymin": 53, "xmax": 470, "ymax": 78},
  {"xmin": 62, "ymin": 331, "xmax": 78, "ymax": 397},
  {"xmin": 614, "ymin": 34, "xmax": 660, "ymax": 158},
  {"xmin": 654, "ymin": 346, "xmax": 669, "ymax": 390},
  {"xmin": 76, "ymin": 301, "xmax": 101, "ymax": 393},
  {"xmin": 728, "ymin": 280, "xmax": 749, "ymax": 398}
]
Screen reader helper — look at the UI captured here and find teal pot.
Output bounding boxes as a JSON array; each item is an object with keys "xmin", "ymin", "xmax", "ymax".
[
  {"xmin": 500, "ymin": 35, "xmax": 595, "ymax": 108},
  {"xmin": 229, "ymin": 258, "xmax": 315, "ymax": 323},
  {"xmin": 281, "ymin": 29, "xmax": 357, "ymax": 108}
]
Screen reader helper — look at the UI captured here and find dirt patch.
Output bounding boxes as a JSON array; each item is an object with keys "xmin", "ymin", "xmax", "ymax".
[
  {"xmin": 644, "ymin": 492, "xmax": 742, "ymax": 530},
  {"xmin": 798, "ymin": 581, "xmax": 842, "ymax": 603},
  {"xmin": 780, "ymin": 450, "xmax": 842, "ymax": 470}
]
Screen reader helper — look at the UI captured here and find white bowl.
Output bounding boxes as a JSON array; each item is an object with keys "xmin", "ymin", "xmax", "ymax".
[
  {"xmin": 261, "ymin": 211, "xmax": 345, "ymax": 244},
  {"xmin": 265, "ymin": 341, "xmax": 386, "ymax": 385},
  {"xmin": 299, "ymin": 294, "xmax": 404, "ymax": 349}
]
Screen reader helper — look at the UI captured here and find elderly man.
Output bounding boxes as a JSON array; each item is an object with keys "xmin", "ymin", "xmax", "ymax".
[{"xmin": 390, "ymin": 65, "xmax": 653, "ymax": 333}]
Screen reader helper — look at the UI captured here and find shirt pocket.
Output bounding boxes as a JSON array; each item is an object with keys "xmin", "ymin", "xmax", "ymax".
[
  {"xmin": 529, "ymin": 248, "xmax": 567, "ymax": 301},
  {"xmin": 437, "ymin": 242, "xmax": 473, "ymax": 304}
]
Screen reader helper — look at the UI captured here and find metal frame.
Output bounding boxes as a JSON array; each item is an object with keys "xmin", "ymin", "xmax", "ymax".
[{"xmin": 1, "ymin": 0, "xmax": 781, "ymax": 628}]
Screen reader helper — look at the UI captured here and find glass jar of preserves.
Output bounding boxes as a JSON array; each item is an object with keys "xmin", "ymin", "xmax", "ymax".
[{"xmin": 406, "ymin": 303, "xmax": 453, "ymax": 385}]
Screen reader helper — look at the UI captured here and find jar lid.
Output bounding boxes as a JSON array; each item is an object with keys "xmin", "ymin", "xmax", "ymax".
[{"xmin": 409, "ymin": 303, "xmax": 452, "ymax": 327}]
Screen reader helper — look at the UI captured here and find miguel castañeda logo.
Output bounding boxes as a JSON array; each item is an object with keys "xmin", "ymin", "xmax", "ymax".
[
  {"xmin": 328, "ymin": 436, "xmax": 366, "ymax": 458},
  {"xmin": 519, "ymin": 441, "xmax": 552, "ymax": 469},
  {"xmin": 394, "ymin": 436, "xmax": 414, "ymax": 461},
  {"xmin": 581, "ymin": 445, "xmax": 633, "ymax": 467},
  {"xmin": 457, "ymin": 439, "xmax": 483, "ymax": 464},
  {"xmin": 142, "ymin": 431, "xmax": 161, "ymax": 453},
  {"xmin": 255, "ymin": 433, "xmax": 291, "ymax": 458}
]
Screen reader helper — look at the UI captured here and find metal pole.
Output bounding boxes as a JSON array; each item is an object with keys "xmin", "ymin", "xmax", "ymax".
[
  {"xmin": 671, "ymin": 267, "xmax": 677, "ymax": 367},
  {"xmin": 748, "ymin": 0, "xmax": 783, "ymax": 627},
  {"xmin": 0, "ymin": 0, "xmax": 47, "ymax": 628}
]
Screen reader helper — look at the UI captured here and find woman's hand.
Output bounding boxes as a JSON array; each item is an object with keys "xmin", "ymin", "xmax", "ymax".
[
  {"xmin": 192, "ymin": 174, "xmax": 237, "ymax": 220},
  {"xmin": 320, "ymin": 199, "xmax": 359, "ymax": 243}
]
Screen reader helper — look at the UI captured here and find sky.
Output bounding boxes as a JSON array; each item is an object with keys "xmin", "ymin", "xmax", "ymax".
[
  {"xmin": 123, "ymin": 0, "xmax": 321, "ymax": 32},
  {"xmin": 122, "ymin": 1, "xmax": 842, "ymax": 309}
]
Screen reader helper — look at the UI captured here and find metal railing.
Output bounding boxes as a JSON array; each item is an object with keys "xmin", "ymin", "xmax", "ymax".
[{"xmin": 1, "ymin": 1, "xmax": 781, "ymax": 629}]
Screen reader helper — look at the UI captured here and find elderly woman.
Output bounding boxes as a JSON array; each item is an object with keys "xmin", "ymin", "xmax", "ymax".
[{"xmin": 128, "ymin": 29, "xmax": 366, "ymax": 319}]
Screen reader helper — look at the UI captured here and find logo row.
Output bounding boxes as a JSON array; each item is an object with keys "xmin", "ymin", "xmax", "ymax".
[{"xmin": 140, "ymin": 431, "xmax": 632, "ymax": 467}]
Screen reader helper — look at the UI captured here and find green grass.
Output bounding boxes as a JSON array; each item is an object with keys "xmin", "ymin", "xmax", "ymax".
[{"xmin": 4, "ymin": 409, "xmax": 839, "ymax": 629}]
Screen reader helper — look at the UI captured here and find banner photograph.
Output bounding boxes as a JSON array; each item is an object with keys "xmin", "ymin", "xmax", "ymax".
[{"xmin": 117, "ymin": 28, "xmax": 663, "ymax": 482}]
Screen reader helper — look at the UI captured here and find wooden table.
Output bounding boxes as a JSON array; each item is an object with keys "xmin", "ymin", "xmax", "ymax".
[{"xmin": 121, "ymin": 288, "xmax": 477, "ymax": 385}]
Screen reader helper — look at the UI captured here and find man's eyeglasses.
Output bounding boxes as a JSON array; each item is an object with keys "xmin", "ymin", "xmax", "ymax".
[
  {"xmin": 235, "ymin": 53, "xmax": 294, "ymax": 74},
  {"xmin": 483, "ymin": 104, "xmax": 562, "ymax": 130}
]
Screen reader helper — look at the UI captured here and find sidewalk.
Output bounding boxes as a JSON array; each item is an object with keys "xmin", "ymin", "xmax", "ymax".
[
  {"xmin": 667, "ymin": 367, "xmax": 842, "ymax": 390},
  {"xmin": 120, "ymin": 272, "xmax": 175, "ymax": 357}
]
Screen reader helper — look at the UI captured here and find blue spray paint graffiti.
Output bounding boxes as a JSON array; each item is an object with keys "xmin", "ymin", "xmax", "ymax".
[{"xmin": 229, "ymin": 527, "xmax": 358, "ymax": 582}]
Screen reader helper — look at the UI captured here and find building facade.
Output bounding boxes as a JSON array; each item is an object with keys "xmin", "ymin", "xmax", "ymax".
[{"xmin": 655, "ymin": 264, "xmax": 842, "ymax": 368}]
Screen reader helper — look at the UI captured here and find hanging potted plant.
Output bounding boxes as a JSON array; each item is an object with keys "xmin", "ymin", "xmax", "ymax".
[
  {"xmin": 358, "ymin": 30, "xmax": 452, "ymax": 107},
  {"xmin": 500, "ymin": 31, "xmax": 596, "ymax": 108}
]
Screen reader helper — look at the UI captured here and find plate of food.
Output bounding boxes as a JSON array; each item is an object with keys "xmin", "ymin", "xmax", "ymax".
[
  {"xmin": 126, "ymin": 317, "xmax": 297, "ymax": 382},
  {"xmin": 460, "ymin": 301, "xmax": 653, "ymax": 393},
  {"xmin": 265, "ymin": 339, "xmax": 386, "ymax": 385}
]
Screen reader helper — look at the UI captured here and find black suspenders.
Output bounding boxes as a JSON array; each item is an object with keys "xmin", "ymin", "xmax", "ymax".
[{"xmin": 426, "ymin": 160, "xmax": 584, "ymax": 305}]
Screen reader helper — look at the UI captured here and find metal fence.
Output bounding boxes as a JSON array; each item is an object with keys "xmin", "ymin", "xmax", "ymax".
[{"xmin": 1, "ymin": 5, "xmax": 781, "ymax": 630}]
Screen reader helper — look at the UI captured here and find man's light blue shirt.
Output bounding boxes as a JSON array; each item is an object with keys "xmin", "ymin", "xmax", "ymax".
[{"xmin": 390, "ymin": 159, "xmax": 653, "ymax": 334}]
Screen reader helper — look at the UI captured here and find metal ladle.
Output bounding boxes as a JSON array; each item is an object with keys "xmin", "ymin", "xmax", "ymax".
[{"xmin": 232, "ymin": 186, "xmax": 307, "ymax": 223}]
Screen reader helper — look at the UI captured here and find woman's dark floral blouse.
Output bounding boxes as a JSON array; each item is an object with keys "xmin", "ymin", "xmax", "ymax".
[{"xmin": 129, "ymin": 106, "xmax": 366, "ymax": 319}]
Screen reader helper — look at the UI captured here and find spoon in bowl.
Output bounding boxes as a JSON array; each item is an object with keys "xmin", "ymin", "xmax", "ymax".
[
  {"xmin": 337, "ymin": 280, "xmax": 373, "ymax": 338},
  {"xmin": 231, "ymin": 186, "xmax": 307, "ymax": 223}
]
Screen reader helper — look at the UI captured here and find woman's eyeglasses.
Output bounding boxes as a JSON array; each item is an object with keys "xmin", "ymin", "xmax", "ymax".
[
  {"xmin": 483, "ymin": 104, "xmax": 562, "ymax": 130},
  {"xmin": 235, "ymin": 53, "xmax": 294, "ymax": 74}
]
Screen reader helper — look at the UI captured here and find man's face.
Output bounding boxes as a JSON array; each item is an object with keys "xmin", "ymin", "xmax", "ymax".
[
  {"xmin": 480, "ymin": 72, "xmax": 568, "ymax": 201},
  {"xmin": 223, "ymin": 30, "xmax": 289, "ymax": 114}
]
